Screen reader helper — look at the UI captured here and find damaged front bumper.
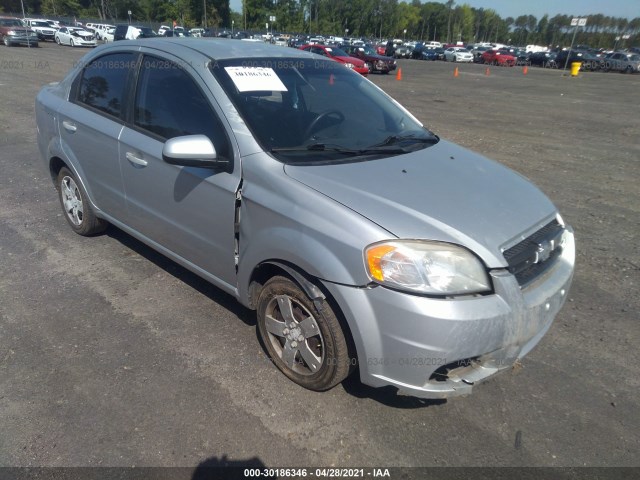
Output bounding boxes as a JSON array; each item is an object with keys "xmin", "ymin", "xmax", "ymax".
[{"xmin": 324, "ymin": 229, "xmax": 575, "ymax": 399}]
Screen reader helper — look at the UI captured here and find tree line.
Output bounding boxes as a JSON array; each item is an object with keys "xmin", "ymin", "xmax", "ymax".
[{"xmin": 2, "ymin": 0, "xmax": 639, "ymax": 48}]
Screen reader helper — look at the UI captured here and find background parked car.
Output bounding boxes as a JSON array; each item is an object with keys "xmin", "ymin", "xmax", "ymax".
[
  {"xmin": 343, "ymin": 45, "xmax": 396, "ymax": 73},
  {"xmin": 0, "ymin": 16, "xmax": 38, "ymax": 46},
  {"xmin": 101, "ymin": 26, "xmax": 115, "ymax": 43},
  {"xmin": 393, "ymin": 45, "xmax": 412, "ymax": 58},
  {"xmin": 603, "ymin": 52, "xmax": 640, "ymax": 73},
  {"xmin": 299, "ymin": 44, "xmax": 369, "ymax": 75},
  {"xmin": 93, "ymin": 24, "xmax": 115, "ymax": 40},
  {"xmin": 470, "ymin": 45, "xmax": 490, "ymax": 62},
  {"xmin": 411, "ymin": 44, "xmax": 440, "ymax": 61},
  {"xmin": 528, "ymin": 51, "xmax": 557, "ymax": 68},
  {"xmin": 481, "ymin": 49, "xmax": 516, "ymax": 66},
  {"xmin": 555, "ymin": 49, "xmax": 604, "ymax": 71},
  {"xmin": 444, "ymin": 47, "xmax": 473, "ymax": 62},
  {"xmin": 54, "ymin": 26, "xmax": 96, "ymax": 47},
  {"xmin": 22, "ymin": 18, "xmax": 56, "ymax": 41},
  {"xmin": 114, "ymin": 24, "xmax": 158, "ymax": 41}
]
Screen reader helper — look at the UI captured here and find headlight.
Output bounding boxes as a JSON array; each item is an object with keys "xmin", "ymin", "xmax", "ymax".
[
  {"xmin": 7, "ymin": 29, "xmax": 17, "ymax": 35},
  {"xmin": 365, "ymin": 240, "xmax": 491, "ymax": 295},
  {"xmin": 343, "ymin": 63, "xmax": 355, "ymax": 69}
]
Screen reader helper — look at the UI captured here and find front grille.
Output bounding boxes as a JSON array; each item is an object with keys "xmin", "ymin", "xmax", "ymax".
[{"xmin": 503, "ymin": 219, "xmax": 565, "ymax": 287}]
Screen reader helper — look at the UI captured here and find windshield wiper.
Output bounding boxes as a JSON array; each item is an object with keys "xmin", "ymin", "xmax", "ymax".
[
  {"xmin": 370, "ymin": 134, "xmax": 439, "ymax": 148},
  {"xmin": 271, "ymin": 143, "xmax": 407, "ymax": 155}
]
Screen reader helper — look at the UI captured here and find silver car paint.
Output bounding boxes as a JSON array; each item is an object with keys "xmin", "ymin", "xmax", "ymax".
[
  {"xmin": 36, "ymin": 39, "xmax": 575, "ymax": 398},
  {"xmin": 284, "ymin": 139, "xmax": 558, "ymax": 268}
]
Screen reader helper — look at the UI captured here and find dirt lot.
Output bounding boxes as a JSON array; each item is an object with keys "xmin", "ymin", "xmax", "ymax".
[{"xmin": 0, "ymin": 41, "xmax": 638, "ymax": 474}]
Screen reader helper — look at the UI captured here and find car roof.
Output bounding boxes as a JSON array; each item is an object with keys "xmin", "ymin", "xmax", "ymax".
[{"xmin": 94, "ymin": 38, "xmax": 313, "ymax": 62}]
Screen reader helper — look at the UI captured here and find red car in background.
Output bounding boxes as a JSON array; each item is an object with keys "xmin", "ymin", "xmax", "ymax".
[
  {"xmin": 481, "ymin": 49, "xmax": 516, "ymax": 66},
  {"xmin": 299, "ymin": 44, "xmax": 369, "ymax": 76}
]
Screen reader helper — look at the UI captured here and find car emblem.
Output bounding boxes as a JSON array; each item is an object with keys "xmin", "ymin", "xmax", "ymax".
[{"xmin": 535, "ymin": 239, "xmax": 553, "ymax": 263}]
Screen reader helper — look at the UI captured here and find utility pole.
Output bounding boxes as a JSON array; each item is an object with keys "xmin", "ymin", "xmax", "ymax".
[{"xmin": 203, "ymin": 0, "xmax": 207, "ymax": 28}]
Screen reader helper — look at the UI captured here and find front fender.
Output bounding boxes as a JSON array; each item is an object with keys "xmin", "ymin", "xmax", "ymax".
[{"xmin": 236, "ymin": 154, "xmax": 392, "ymax": 307}]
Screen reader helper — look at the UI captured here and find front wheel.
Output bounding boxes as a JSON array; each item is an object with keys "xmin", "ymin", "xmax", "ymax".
[
  {"xmin": 257, "ymin": 276, "xmax": 353, "ymax": 391},
  {"xmin": 70, "ymin": 38, "xmax": 75, "ymax": 47},
  {"xmin": 4, "ymin": 36, "xmax": 12, "ymax": 46},
  {"xmin": 56, "ymin": 167, "xmax": 107, "ymax": 235}
]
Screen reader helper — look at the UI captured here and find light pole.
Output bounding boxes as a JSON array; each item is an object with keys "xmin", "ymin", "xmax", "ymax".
[
  {"xmin": 232, "ymin": 20, "xmax": 234, "ymax": 35},
  {"xmin": 203, "ymin": 0, "xmax": 207, "ymax": 28},
  {"xmin": 403, "ymin": 28, "xmax": 407, "ymax": 42}
]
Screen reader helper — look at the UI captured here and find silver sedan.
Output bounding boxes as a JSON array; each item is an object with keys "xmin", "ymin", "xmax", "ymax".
[
  {"xmin": 444, "ymin": 47, "xmax": 474, "ymax": 62},
  {"xmin": 35, "ymin": 39, "xmax": 574, "ymax": 399},
  {"xmin": 54, "ymin": 27, "xmax": 96, "ymax": 47}
]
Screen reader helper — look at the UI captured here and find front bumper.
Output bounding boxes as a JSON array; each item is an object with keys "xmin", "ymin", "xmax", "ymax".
[
  {"xmin": 75, "ymin": 39, "xmax": 97, "ymax": 46},
  {"xmin": 5, "ymin": 34, "xmax": 39, "ymax": 45},
  {"xmin": 37, "ymin": 31, "xmax": 56, "ymax": 41},
  {"xmin": 324, "ymin": 229, "xmax": 575, "ymax": 399}
]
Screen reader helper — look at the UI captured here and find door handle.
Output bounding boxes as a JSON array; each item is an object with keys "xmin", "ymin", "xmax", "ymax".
[
  {"xmin": 126, "ymin": 152, "xmax": 148, "ymax": 167},
  {"xmin": 62, "ymin": 120, "xmax": 77, "ymax": 133}
]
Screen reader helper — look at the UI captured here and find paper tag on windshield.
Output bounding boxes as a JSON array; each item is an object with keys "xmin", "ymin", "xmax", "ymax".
[{"xmin": 225, "ymin": 67, "xmax": 287, "ymax": 92}]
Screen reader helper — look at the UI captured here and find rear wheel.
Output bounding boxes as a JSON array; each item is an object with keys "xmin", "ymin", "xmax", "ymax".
[
  {"xmin": 257, "ymin": 276, "xmax": 352, "ymax": 391},
  {"xmin": 56, "ymin": 167, "xmax": 107, "ymax": 236}
]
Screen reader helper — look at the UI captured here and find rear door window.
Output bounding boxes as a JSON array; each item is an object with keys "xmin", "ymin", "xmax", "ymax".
[{"xmin": 75, "ymin": 52, "xmax": 136, "ymax": 120}]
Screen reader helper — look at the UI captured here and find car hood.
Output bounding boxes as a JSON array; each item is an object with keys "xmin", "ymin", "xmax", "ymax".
[
  {"xmin": 335, "ymin": 55, "xmax": 365, "ymax": 67},
  {"xmin": 368, "ymin": 53, "xmax": 393, "ymax": 62},
  {"xmin": 283, "ymin": 140, "xmax": 557, "ymax": 267}
]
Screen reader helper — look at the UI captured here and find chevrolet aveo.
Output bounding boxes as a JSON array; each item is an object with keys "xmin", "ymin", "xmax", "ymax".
[{"xmin": 36, "ymin": 39, "xmax": 575, "ymax": 399}]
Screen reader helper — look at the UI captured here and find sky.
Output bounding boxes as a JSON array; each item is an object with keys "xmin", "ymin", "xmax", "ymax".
[{"xmin": 228, "ymin": 0, "xmax": 639, "ymax": 21}]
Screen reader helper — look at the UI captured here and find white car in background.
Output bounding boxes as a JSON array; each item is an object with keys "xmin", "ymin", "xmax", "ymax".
[
  {"xmin": 54, "ymin": 26, "xmax": 96, "ymax": 47},
  {"xmin": 190, "ymin": 28, "xmax": 205, "ymax": 37},
  {"xmin": 94, "ymin": 24, "xmax": 115, "ymax": 40},
  {"xmin": 444, "ymin": 46, "xmax": 474, "ymax": 62},
  {"xmin": 22, "ymin": 18, "xmax": 57, "ymax": 41},
  {"xmin": 101, "ymin": 26, "xmax": 115, "ymax": 42}
]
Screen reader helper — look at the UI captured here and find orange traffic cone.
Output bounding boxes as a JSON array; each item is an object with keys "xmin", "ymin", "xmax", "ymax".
[
  {"xmin": 523, "ymin": 65, "xmax": 528, "ymax": 75},
  {"xmin": 396, "ymin": 68, "xmax": 402, "ymax": 80},
  {"xmin": 485, "ymin": 67, "xmax": 490, "ymax": 76},
  {"xmin": 453, "ymin": 66, "xmax": 459, "ymax": 77}
]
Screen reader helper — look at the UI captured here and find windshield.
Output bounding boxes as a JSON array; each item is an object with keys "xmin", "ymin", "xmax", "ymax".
[
  {"xmin": 0, "ymin": 19, "xmax": 23, "ymax": 27},
  {"xmin": 326, "ymin": 47, "xmax": 349, "ymax": 57},
  {"xmin": 362, "ymin": 46, "xmax": 376, "ymax": 55},
  {"xmin": 211, "ymin": 57, "xmax": 437, "ymax": 164},
  {"xmin": 139, "ymin": 27, "xmax": 157, "ymax": 37},
  {"xmin": 32, "ymin": 21, "xmax": 50, "ymax": 27}
]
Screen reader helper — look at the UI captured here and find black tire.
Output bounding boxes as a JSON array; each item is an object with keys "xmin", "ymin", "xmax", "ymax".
[
  {"xmin": 4, "ymin": 37, "xmax": 12, "ymax": 46},
  {"xmin": 55, "ymin": 36, "xmax": 60, "ymax": 44},
  {"xmin": 70, "ymin": 38, "xmax": 75, "ymax": 47},
  {"xmin": 257, "ymin": 275, "xmax": 352, "ymax": 391},
  {"xmin": 56, "ymin": 167, "xmax": 107, "ymax": 236}
]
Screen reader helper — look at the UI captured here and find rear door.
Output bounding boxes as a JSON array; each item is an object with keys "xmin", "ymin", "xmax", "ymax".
[
  {"xmin": 57, "ymin": 51, "xmax": 136, "ymax": 217},
  {"xmin": 118, "ymin": 53, "xmax": 240, "ymax": 289}
]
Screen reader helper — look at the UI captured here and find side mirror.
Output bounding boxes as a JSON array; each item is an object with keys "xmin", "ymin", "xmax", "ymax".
[{"xmin": 162, "ymin": 135, "xmax": 230, "ymax": 170}]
